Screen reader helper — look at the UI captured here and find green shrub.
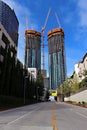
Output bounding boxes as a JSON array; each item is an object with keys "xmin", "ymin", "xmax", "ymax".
[{"xmin": 82, "ymin": 101, "xmax": 85, "ymax": 106}]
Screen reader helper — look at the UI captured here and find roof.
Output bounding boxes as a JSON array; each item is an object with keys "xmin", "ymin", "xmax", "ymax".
[
  {"xmin": 25, "ymin": 30, "xmax": 41, "ymax": 37},
  {"xmin": 47, "ymin": 28, "xmax": 64, "ymax": 38},
  {"xmin": 83, "ymin": 53, "xmax": 87, "ymax": 61}
]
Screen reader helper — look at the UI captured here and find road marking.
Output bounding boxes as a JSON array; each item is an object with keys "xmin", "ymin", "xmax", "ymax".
[
  {"xmin": 76, "ymin": 112, "xmax": 87, "ymax": 119},
  {"xmin": 7, "ymin": 107, "xmax": 41, "ymax": 125},
  {"xmin": 52, "ymin": 102, "xmax": 58, "ymax": 130}
]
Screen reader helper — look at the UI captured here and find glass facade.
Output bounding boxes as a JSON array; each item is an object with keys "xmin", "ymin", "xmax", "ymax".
[
  {"xmin": 48, "ymin": 28, "xmax": 66, "ymax": 90},
  {"xmin": 0, "ymin": 0, "xmax": 19, "ymax": 46},
  {"xmin": 25, "ymin": 30, "xmax": 41, "ymax": 69}
]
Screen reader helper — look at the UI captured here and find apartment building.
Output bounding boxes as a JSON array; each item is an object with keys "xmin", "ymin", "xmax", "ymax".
[{"xmin": 75, "ymin": 53, "xmax": 87, "ymax": 82}]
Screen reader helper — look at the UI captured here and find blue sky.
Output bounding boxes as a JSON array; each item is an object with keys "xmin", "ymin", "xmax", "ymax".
[{"xmin": 2, "ymin": 0, "xmax": 87, "ymax": 77}]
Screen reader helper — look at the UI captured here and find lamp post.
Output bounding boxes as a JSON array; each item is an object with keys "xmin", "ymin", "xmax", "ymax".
[
  {"xmin": 24, "ymin": 76, "xmax": 28, "ymax": 104},
  {"xmin": 37, "ymin": 86, "xmax": 39, "ymax": 102}
]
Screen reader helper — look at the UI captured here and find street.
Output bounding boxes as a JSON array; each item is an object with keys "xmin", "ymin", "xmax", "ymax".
[{"xmin": 0, "ymin": 102, "xmax": 87, "ymax": 130}]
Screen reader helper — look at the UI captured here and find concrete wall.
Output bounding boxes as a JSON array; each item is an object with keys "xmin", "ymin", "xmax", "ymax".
[{"xmin": 64, "ymin": 89, "xmax": 87, "ymax": 102}]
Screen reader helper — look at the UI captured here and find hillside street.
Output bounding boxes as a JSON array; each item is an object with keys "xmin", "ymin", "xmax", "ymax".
[{"xmin": 0, "ymin": 102, "xmax": 87, "ymax": 130}]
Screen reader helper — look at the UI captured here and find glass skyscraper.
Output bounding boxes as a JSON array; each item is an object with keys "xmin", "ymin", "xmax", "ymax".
[
  {"xmin": 0, "ymin": 0, "xmax": 19, "ymax": 46},
  {"xmin": 48, "ymin": 28, "xmax": 66, "ymax": 90},
  {"xmin": 25, "ymin": 30, "xmax": 41, "ymax": 69}
]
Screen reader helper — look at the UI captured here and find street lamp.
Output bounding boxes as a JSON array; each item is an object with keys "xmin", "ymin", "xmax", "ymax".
[
  {"xmin": 37, "ymin": 86, "xmax": 39, "ymax": 102},
  {"xmin": 24, "ymin": 76, "xmax": 28, "ymax": 104}
]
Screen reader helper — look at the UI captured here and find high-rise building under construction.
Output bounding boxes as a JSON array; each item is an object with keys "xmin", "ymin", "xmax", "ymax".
[
  {"xmin": 48, "ymin": 28, "xmax": 66, "ymax": 90},
  {"xmin": 25, "ymin": 30, "xmax": 41, "ymax": 69}
]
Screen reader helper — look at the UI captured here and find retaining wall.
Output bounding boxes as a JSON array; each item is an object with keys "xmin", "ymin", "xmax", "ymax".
[{"xmin": 64, "ymin": 90, "xmax": 87, "ymax": 102}]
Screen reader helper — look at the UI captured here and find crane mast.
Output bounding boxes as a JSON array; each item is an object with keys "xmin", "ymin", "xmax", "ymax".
[
  {"xmin": 55, "ymin": 12, "xmax": 61, "ymax": 28},
  {"xmin": 26, "ymin": 16, "xmax": 29, "ymax": 30},
  {"xmin": 41, "ymin": 8, "xmax": 51, "ymax": 70}
]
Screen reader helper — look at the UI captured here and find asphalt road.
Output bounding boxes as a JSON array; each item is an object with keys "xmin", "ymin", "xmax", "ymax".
[{"xmin": 0, "ymin": 102, "xmax": 87, "ymax": 130}]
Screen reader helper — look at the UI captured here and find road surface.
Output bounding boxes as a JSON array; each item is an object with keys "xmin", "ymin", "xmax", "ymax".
[{"xmin": 0, "ymin": 102, "xmax": 87, "ymax": 130}]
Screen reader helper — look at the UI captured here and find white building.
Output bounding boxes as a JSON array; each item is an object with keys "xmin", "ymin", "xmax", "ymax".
[
  {"xmin": 28, "ymin": 68, "xmax": 37, "ymax": 81},
  {"xmin": 75, "ymin": 53, "xmax": 87, "ymax": 82}
]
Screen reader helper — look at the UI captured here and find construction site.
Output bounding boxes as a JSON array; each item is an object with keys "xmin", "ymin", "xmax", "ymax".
[
  {"xmin": 48, "ymin": 28, "xmax": 66, "ymax": 90},
  {"xmin": 25, "ymin": 30, "xmax": 41, "ymax": 69},
  {"xmin": 24, "ymin": 9, "xmax": 66, "ymax": 90}
]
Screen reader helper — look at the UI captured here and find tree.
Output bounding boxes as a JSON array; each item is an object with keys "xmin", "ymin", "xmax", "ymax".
[
  {"xmin": 61, "ymin": 78, "xmax": 73, "ymax": 97},
  {"xmin": 45, "ymin": 89, "xmax": 50, "ymax": 101},
  {"xmin": 57, "ymin": 84, "xmax": 63, "ymax": 95},
  {"xmin": 72, "ymin": 74, "xmax": 79, "ymax": 93},
  {"xmin": 78, "ymin": 69, "xmax": 87, "ymax": 89},
  {"xmin": 79, "ymin": 77, "xmax": 87, "ymax": 88},
  {"xmin": 72, "ymin": 81, "xmax": 79, "ymax": 93},
  {"xmin": 0, "ymin": 44, "xmax": 8, "ymax": 94},
  {"xmin": 83, "ymin": 69, "xmax": 87, "ymax": 77},
  {"xmin": 37, "ymin": 70, "xmax": 44, "ymax": 86},
  {"xmin": 36, "ymin": 70, "xmax": 44, "ymax": 97}
]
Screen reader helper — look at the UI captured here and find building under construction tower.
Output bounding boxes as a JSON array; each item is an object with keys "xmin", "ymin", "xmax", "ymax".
[
  {"xmin": 25, "ymin": 30, "xmax": 41, "ymax": 69},
  {"xmin": 48, "ymin": 28, "xmax": 66, "ymax": 90}
]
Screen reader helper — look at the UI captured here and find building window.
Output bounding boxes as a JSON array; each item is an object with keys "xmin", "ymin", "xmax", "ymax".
[
  {"xmin": 2, "ymin": 33, "xmax": 10, "ymax": 45},
  {"xmin": 0, "ymin": 55, "xmax": 4, "ymax": 62}
]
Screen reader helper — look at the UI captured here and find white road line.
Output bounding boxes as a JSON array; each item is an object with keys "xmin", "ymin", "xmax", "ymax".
[
  {"xmin": 76, "ymin": 112, "xmax": 87, "ymax": 119},
  {"xmin": 7, "ymin": 107, "xmax": 40, "ymax": 125}
]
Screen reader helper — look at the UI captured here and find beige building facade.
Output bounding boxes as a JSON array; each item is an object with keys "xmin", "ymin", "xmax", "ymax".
[{"xmin": 75, "ymin": 53, "xmax": 87, "ymax": 82}]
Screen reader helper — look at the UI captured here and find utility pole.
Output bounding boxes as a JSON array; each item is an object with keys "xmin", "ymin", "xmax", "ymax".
[{"xmin": 37, "ymin": 86, "xmax": 39, "ymax": 102}]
